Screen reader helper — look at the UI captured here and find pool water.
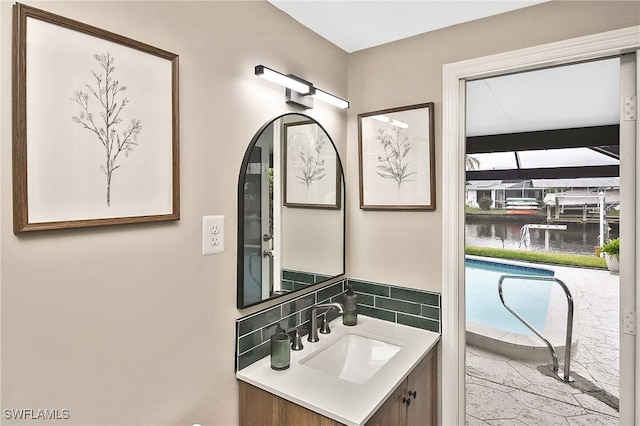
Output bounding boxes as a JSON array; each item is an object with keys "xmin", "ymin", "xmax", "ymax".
[{"xmin": 466, "ymin": 258, "xmax": 555, "ymax": 335}]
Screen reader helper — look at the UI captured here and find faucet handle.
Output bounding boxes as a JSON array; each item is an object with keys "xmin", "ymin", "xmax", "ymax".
[
  {"xmin": 285, "ymin": 327, "xmax": 304, "ymax": 351},
  {"xmin": 319, "ymin": 313, "xmax": 331, "ymax": 334},
  {"xmin": 291, "ymin": 332, "xmax": 304, "ymax": 351}
]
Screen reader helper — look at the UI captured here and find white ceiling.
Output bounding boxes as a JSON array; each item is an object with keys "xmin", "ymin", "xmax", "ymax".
[
  {"xmin": 468, "ymin": 58, "xmax": 621, "ymax": 171},
  {"xmin": 466, "ymin": 58, "xmax": 620, "ymax": 136},
  {"xmin": 268, "ymin": 0, "xmax": 548, "ymax": 53}
]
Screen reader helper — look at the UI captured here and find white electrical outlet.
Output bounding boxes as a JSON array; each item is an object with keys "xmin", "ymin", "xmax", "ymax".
[{"xmin": 202, "ymin": 215, "xmax": 225, "ymax": 255}]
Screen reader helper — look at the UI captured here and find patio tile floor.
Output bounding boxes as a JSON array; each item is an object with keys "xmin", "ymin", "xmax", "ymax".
[{"xmin": 466, "ymin": 263, "xmax": 620, "ymax": 425}]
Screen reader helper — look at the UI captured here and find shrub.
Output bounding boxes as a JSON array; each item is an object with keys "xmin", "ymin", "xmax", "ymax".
[{"xmin": 478, "ymin": 197, "xmax": 493, "ymax": 210}]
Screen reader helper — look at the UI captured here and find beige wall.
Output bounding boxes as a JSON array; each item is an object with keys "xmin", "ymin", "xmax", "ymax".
[
  {"xmin": 0, "ymin": 1, "xmax": 347, "ymax": 424},
  {"xmin": 1, "ymin": 1, "xmax": 639, "ymax": 425},
  {"xmin": 346, "ymin": 0, "xmax": 640, "ymax": 292}
]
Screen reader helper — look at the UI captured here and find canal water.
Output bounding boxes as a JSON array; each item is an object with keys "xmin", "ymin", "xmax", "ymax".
[{"xmin": 465, "ymin": 215, "xmax": 619, "ymax": 256}]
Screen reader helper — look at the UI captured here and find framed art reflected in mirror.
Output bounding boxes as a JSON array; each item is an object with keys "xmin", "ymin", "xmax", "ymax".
[{"xmin": 283, "ymin": 121, "xmax": 341, "ymax": 209}]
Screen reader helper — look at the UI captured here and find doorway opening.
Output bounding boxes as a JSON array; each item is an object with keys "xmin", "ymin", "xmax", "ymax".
[
  {"xmin": 441, "ymin": 27, "xmax": 638, "ymax": 426},
  {"xmin": 464, "ymin": 58, "xmax": 622, "ymax": 424}
]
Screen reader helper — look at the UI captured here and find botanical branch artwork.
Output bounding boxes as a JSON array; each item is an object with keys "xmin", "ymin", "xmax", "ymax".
[
  {"xmin": 375, "ymin": 126, "xmax": 416, "ymax": 191},
  {"xmin": 358, "ymin": 103, "xmax": 435, "ymax": 210},
  {"xmin": 13, "ymin": 3, "xmax": 179, "ymax": 232},
  {"xmin": 71, "ymin": 52, "xmax": 142, "ymax": 207},
  {"xmin": 289, "ymin": 130, "xmax": 327, "ymax": 191}
]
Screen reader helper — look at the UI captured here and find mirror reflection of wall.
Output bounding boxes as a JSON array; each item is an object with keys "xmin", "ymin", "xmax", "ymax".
[{"xmin": 238, "ymin": 114, "xmax": 345, "ymax": 308}]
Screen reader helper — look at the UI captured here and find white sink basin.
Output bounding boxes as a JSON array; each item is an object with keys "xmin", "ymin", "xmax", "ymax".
[{"xmin": 300, "ymin": 333, "xmax": 402, "ymax": 384}]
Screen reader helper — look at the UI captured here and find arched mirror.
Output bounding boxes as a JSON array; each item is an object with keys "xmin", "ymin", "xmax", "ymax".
[{"xmin": 238, "ymin": 114, "xmax": 345, "ymax": 308}]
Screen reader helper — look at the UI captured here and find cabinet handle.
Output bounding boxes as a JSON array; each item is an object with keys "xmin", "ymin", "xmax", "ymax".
[
  {"xmin": 409, "ymin": 390, "xmax": 417, "ymax": 399},
  {"xmin": 402, "ymin": 396, "xmax": 411, "ymax": 406}
]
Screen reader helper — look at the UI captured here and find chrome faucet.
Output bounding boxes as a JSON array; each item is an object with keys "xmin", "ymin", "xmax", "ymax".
[{"xmin": 308, "ymin": 302, "xmax": 345, "ymax": 343}]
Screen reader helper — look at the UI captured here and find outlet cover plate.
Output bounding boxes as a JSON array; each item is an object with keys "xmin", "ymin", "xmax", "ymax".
[{"xmin": 202, "ymin": 215, "xmax": 225, "ymax": 255}]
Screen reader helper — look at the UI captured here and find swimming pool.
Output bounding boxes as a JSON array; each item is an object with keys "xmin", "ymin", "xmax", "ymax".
[
  {"xmin": 465, "ymin": 257, "xmax": 578, "ymax": 361},
  {"xmin": 466, "ymin": 258, "xmax": 555, "ymax": 334}
]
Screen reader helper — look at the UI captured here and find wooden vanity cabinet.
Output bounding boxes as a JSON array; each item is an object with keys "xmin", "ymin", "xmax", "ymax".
[
  {"xmin": 239, "ymin": 346, "xmax": 438, "ymax": 426},
  {"xmin": 239, "ymin": 381, "xmax": 343, "ymax": 426},
  {"xmin": 365, "ymin": 348, "xmax": 437, "ymax": 426}
]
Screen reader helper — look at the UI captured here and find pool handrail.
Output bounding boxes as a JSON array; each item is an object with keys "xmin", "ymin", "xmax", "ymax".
[{"xmin": 498, "ymin": 274, "xmax": 574, "ymax": 382}]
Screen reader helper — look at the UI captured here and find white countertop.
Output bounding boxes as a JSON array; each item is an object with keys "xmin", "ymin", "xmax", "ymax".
[{"xmin": 236, "ymin": 316, "xmax": 440, "ymax": 426}]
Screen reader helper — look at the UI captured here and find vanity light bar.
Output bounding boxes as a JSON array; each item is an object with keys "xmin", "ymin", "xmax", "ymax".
[
  {"xmin": 312, "ymin": 88, "xmax": 349, "ymax": 109},
  {"xmin": 255, "ymin": 65, "xmax": 349, "ymax": 109},
  {"xmin": 255, "ymin": 65, "xmax": 311, "ymax": 95}
]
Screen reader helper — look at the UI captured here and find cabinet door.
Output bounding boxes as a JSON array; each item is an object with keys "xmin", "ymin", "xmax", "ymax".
[
  {"xmin": 239, "ymin": 382, "xmax": 343, "ymax": 426},
  {"xmin": 406, "ymin": 350, "xmax": 437, "ymax": 426},
  {"xmin": 365, "ymin": 382, "xmax": 406, "ymax": 426}
]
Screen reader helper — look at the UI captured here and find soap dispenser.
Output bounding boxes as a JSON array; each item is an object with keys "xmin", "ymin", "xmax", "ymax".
[{"xmin": 342, "ymin": 283, "xmax": 358, "ymax": 326}]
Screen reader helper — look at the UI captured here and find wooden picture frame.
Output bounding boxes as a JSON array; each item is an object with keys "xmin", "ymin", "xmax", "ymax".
[
  {"xmin": 12, "ymin": 3, "xmax": 179, "ymax": 233},
  {"xmin": 283, "ymin": 121, "xmax": 340, "ymax": 209},
  {"xmin": 358, "ymin": 103, "xmax": 436, "ymax": 210}
]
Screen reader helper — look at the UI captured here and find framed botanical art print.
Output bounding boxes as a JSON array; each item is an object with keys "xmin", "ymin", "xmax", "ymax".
[
  {"xmin": 283, "ymin": 121, "xmax": 340, "ymax": 209},
  {"xmin": 12, "ymin": 3, "xmax": 179, "ymax": 233},
  {"xmin": 358, "ymin": 103, "xmax": 436, "ymax": 210}
]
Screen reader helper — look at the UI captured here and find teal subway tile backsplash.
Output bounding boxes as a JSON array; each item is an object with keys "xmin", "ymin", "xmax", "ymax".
[
  {"xmin": 354, "ymin": 292, "xmax": 375, "ymax": 307},
  {"xmin": 376, "ymin": 297, "xmax": 422, "ymax": 316},
  {"xmin": 282, "ymin": 293, "xmax": 315, "ymax": 317},
  {"xmin": 317, "ymin": 282, "xmax": 345, "ymax": 302},
  {"xmin": 358, "ymin": 304, "xmax": 397, "ymax": 322},
  {"xmin": 282, "ymin": 270, "xmax": 316, "ymax": 284},
  {"xmin": 235, "ymin": 280, "xmax": 346, "ymax": 371},
  {"xmin": 238, "ymin": 329, "xmax": 261, "ymax": 354},
  {"xmin": 391, "ymin": 286, "xmax": 440, "ymax": 306},
  {"xmin": 349, "ymin": 278, "xmax": 440, "ymax": 334},
  {"xmin": 235, "ymin": 278, "xmax": 441, "ymax": 371},
  {"xmin": 422, "ymin": 305, "xmax": 440, "ymax": 321},
  {"xmin": 350, "ymin": 279, "xmax": 390, "ymax": 297},
  {"xmin": 398, "ymin": 313, "xmax": 439, "ymax": 332},
  {"xmin": 237, "ymin": 305, "xmax": 281, "ymax": 336},
  {"xmin": 281, "ymin": 269, "xmax": 329, "ymax": 290},
  {"xmin": 239, "ymin": 343, "xmax": 270, "ymax": 370}
]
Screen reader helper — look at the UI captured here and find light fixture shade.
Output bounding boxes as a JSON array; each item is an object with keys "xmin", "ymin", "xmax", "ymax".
[
  {"xmin": 255, "ymin": 65, "xmax": 349, "ymax": 110},
  {"xmin": 255, "ymin": 65, "xmax": 311, "ymax": 94},
  {"xmin": 391, "ymin": 119, "xmax": 409, "ymax": 129},
  {"xmin": 312, "ymin": 88, "xmax": 349, "ymax": 109},
  {"xmin": 371, "ymin": 114, "xmax": 391, "ymax": 123},
  {"xmin": 370, "ymin": 115, "xmax": 408, "ymax": 128}
]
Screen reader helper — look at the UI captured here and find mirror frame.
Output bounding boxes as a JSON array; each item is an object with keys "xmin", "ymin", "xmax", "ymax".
[{"xmin": 237, "ymin": 113, "xmax": 346, "ymax": 309}]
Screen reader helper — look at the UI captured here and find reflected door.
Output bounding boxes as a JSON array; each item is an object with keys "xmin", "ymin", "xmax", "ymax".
[
  {"xmin": 242, "ymin": 146, "xmax": 264, "ymax": 306},
  {"xmin": 259, "ymin": 145, "xmax": 273, "ymax": 299}
]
